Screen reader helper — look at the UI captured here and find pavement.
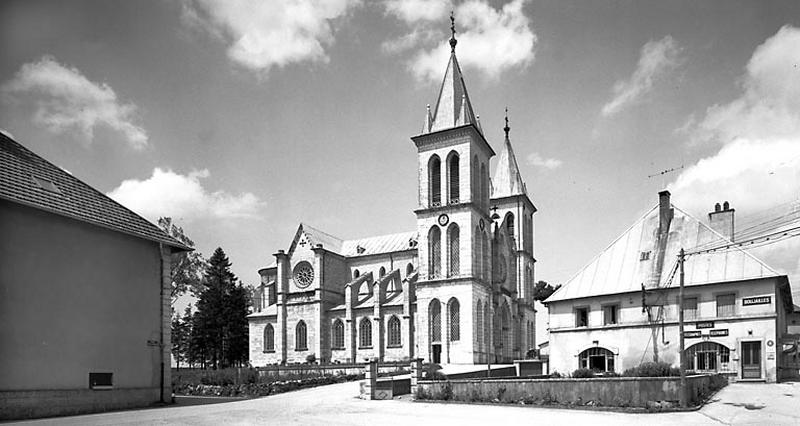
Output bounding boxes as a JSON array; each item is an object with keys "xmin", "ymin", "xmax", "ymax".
[{"xmin": 7, "ymin": 380, "xmax": 800, "ymax": 425}]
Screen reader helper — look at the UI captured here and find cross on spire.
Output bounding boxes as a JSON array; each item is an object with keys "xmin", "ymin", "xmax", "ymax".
[
  {"xmin": 504, "ymin": 107, "xmax": 510, "ymax": 140},
  {"xmin": 449, "ymin": 11, "xmax": 457, "ymax": 52}
]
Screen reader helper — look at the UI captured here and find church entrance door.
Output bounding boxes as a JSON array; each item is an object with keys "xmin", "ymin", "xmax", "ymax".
[{"xmin": 432, "ymin": 344, "xmax": 441, "ymax": 363}]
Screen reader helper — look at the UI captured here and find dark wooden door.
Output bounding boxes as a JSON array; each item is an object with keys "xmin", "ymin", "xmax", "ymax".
[
  {"xmin": 741, "ymin": 341, "xmax": 762, "ymax": 379},
  {"xmin": 432, "ymin": 344, "xmax": 441, "ymax": 364}
]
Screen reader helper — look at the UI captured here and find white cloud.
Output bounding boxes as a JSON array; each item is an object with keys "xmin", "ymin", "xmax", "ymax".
[
  {"xmin": 526, "ymin": 152, "xmax": 562, "ymax": 170},
  {"xmin": 182, "ymin": 0, "xmax": 361, "ymax": 75},
  {"xmin": 601, "ymin": 35, "xmax": 683, "ymax": 117},
  {"xmin": 385, "ymin": 0, "xmax": 449, "ymax": 24},
  {"xmin": 384, "ymin": 0, "xmax": 537, "ymax": 81},
  {"xmin": 107, "ymin": 168, "xmax": 265, "ymax": 221},
  {"xmin": 1, "ymin": 56, "xmax": 148, "ymax": 148},
  {"xmin": 668, "ymin": 26, "xmax": 800, "ymax": 284}
]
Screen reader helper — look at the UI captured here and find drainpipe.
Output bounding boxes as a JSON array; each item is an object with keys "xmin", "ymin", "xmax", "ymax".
[{"xmin": 158, "ymin": 243, "xmax": 166, "ymax": 404}]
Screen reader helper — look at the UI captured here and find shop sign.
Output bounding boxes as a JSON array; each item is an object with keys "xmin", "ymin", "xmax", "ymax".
[
  {"xmin": 709, "ymin": 329, "xmax": 729, "ymax": 337},
  {"xmin": 742, "ymin": 296, "xmax": 771, "ymax": 306},
  {"xmin": 684, "ymin": 330, "xmax": 702, "ymax": 338},
  {"xmin": 696, "ymin": 321, "xmax": 715, "ymax": 329}
]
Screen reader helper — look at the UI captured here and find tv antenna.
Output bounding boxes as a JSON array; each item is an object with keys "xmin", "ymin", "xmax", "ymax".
[{"xmin": 648, "ymin": 165, "xmax": 684, "ymax": 188}]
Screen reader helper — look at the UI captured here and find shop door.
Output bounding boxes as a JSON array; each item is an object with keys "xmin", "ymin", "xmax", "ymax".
[{"xmin": 741, "ymin": 341, "xmax": 762, "ymax": 379}]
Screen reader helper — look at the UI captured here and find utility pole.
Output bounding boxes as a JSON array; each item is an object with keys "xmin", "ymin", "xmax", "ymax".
[{"xmin": 678, "ymin": 248, "xmax": 687, "ymax": 408}]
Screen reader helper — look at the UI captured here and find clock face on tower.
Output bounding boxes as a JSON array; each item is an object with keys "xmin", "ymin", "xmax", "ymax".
[{"xmin": 438, "ymin": 214, "xmax": 449, "ymax": 226}]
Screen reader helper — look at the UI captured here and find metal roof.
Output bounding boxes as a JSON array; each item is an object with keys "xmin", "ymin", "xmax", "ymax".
[
  {"xmin": 546, "ymin": 203, "xmax": 781, "ymax": 302},
  {"xmin": 341, "ymin": 231, "xmax": 417, "ymax": 257},
  {"xmin": 0, "ymin": 133, "xmax": 189, "ymax": 251}
]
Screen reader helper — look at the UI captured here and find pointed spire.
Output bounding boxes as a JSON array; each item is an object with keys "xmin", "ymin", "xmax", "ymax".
[
  {"xmin": 429, "ymin": 13, "xmax": 477, "ymax": 133},
  {"xmin": 492, "ymin": 108, "xmax": 527, "ymax": 198}
]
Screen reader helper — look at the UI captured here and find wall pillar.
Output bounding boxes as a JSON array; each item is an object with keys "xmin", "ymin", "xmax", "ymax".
[
  {"xmin": 275, "ymin": 250, "xmax": 289, "ymax": 363},
  {"xmin": 361, "ymin": 359, "xmax": 379, "ymax": 400},
  {"xmin": 410, "ymin": 358, "xmax": 423, "ymax": 398}
]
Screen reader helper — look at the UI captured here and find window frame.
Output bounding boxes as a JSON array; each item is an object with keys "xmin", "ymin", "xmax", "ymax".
[
  {"xmin": 358, "ymin": 317, "xmax": 373, "ymax": 349},
  {"xmin": 387, "ymin": 315, "xmax": 402, "ymax": 348},
  {"xmin": 331, "ymin": 319, "xmax": 345, "ymax": 350},
  {"xmin": 263, "ymin": 323, "xmax": 275, "ymax": 353},
  {"xmin": 715, "ymin": 293, "xmax": 736, "ymax": 318},
  {"xmin": 682, "ymin": 296, "xmax": 699, "ymax": 320},
  {"xmin": 295, "ymin": 320, "xmax": 308, "ymax": 351},
  {"xmin": 602, "ymin": 304, "xmax": 619, "ymax": 325},
  {"xmin": 575, "ymin": 306, "xmax": 589, "ymax": 327}
]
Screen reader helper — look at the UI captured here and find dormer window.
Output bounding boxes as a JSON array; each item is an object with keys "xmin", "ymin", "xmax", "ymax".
[{"xmin": 640, "ymin": 251, "xmax": 651, "ymax": 261}]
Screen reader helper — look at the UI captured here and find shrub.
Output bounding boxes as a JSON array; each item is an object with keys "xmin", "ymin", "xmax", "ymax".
[
  {"xmin": 622, "ymin": 361, "xmax": 680, "ymax": 377},
  {"xmin": 305, "ymin": 353, "xmax": 317, "ymax": 364},
  {"xmin": 550, "ymin": 371, "xmax": 563, "ymax": 378},
  {"xmin": 571, "ymin": 368, "xmax": 595, "ymax": 378}
]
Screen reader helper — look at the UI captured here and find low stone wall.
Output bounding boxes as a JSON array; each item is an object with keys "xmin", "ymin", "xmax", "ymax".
[
  {"xmin": 258, "ymin": 362, "xmax": 408, "ymax": 378},
  {"xmin": 416, "ymin": 375, "xmax": 716, "ymax": 408},
  {"xmin": 0, "ymin": 387, "xmax": 160, "ymax": 420}
]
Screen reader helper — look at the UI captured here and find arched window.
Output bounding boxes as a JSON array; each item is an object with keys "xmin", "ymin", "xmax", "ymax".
[
  {"xmin": 476, "ymin": 300, "xmax": 483, "ymax": 350},
  {"xmin": 429, "ymin": 299, "xmax": 441, "ymax": 343},
  {"xmin": 448, "ymin": 298, "xmax": 460, "ymax": 341},
  {"xmin": 578, "ymin": 347, "xmax": 615, "ymax": 372},
  {"xmin": 685, "ymin": 342, "xmax": 731, "ymax": 372},
  {"xmin": 387, "ymin": 315, "xmax": 402, "ymax": 347},
  {"xmin": 480, "ymin": 163, "xmax": 487, "ymax": 208},
  {"xmin": 359, "ymin": 317, "xmax": 372, "ymax": 348},
  {"xmin": 447, "ymin": 224, "xmax": 460, "ymax": 276},
  {"xmin": 296, "ymin": 321, "xmax": 307, "ymax": 351},
  {"xmin": 474, "ymin": 226, "xmax": 482, "ymax": 279},
  {"xmin": 505, "ymin": 212, "xmax": 515, "ymax": 237},
  {"xmin": 353, "ymin": 269, "xmax": 360, "ymax": 279},
  {"xmin": 428, "ymin": 226, "xmax": 441, "ymax": 278},
  {"xmin": 472, "ymin": 155, "xmax": 478, "ymax": 201},
  {"xmin": 331, "ymin": 319, "xmax": 344, "ymax": 349},
  {"xmin": 263, "ymin": 324, "xmax": 274, "ymax": 352},
  {"xmin": 406, "ymin": 263, "xmax": 414, "ymax": 276},
  {"xmin": 429, "ymin": 155, "xmax": 441, "ymax": 207},
  {"xmin": 484, "ymin": 302, "xmax": 491, "ymax": 353},
  {"xmin": 379, "ymin": 266, "xmax": 386, "ymax": 277},
  {"xmin": 483, "ymin": 232, "xmax": 490, "ymax": 280},
  {"xmin": 447, "ymin": 152, "xmax": 459, "ymax": 203}
]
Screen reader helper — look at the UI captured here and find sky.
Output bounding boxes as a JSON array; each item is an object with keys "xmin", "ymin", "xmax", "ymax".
[{"xmin": 2, "ymin": 0, "xmax": 800, "ymax": 305}]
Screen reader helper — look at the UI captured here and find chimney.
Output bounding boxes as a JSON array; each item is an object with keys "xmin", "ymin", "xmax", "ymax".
[
  {"xmin": 658, "ymin": 190, "xmax": 673, "ymax": 235},
  {"xmin": 709, "ymin": 201, "xmax": 735, "ymax": 242}
]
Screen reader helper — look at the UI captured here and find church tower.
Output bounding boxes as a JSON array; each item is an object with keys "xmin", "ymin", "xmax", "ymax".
[
  {"xmin": 490, "ymin": 111, "xmax": 538, "ymax": 355},
  {"xmin": 411, "ymin": 15, "xmax": 496, "ymax": 364}
]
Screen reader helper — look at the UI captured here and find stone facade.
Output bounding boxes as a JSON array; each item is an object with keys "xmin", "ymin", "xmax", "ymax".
[{"xmin": 248, "ymin": 36, "xmax": 537, "ymax": 367}]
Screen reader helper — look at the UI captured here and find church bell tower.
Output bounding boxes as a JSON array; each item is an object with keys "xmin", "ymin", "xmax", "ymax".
[{"xmin": 411, "ymin": 14, "xmax": 496, "ymax": 364}]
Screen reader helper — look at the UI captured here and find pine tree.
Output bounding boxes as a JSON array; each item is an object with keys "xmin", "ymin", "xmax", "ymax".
[
  {"xmin": 193, "ymin": 247, "xmax": 250, "ymax": 369},
  {"xmin": 171, "ymin": 305, "xmax": 193, "ymax": 369}
]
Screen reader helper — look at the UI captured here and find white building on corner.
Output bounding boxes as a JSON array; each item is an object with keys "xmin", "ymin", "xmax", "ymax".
[{"xmin": 546, "ymin": 191, "xmax": 795, "ymax": 382}]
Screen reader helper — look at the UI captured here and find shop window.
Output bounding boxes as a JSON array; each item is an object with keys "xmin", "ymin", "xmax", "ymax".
[
  {"xmin": 686, "ymin": 342, "xmax": 731, "ymax": 372},
  {"xmin": 578, "ymin": 347, "xmax": 614, "ymax": 372}
]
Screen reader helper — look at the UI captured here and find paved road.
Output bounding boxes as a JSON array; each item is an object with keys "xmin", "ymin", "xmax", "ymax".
[{"xmin": 9, "ymin": 381, "xmax": 800, "ymax": 425}]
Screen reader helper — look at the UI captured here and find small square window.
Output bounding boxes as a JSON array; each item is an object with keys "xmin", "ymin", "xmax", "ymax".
[
  {"xmin": 575, "ymin": 307, "xmax": 589, "ymax": 327},
  {"xmin": 89, "ymin": 372, "xmax": 113, "ymax": 390},
  {"xmin": 639, "ymin": 251, "xmax": 651, "ymax": 261}
]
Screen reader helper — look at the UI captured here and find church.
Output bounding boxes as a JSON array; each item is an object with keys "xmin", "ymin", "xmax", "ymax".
[{"xmin": 248, "ymin": 25, "xmax": 537, "ymax": 366}]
